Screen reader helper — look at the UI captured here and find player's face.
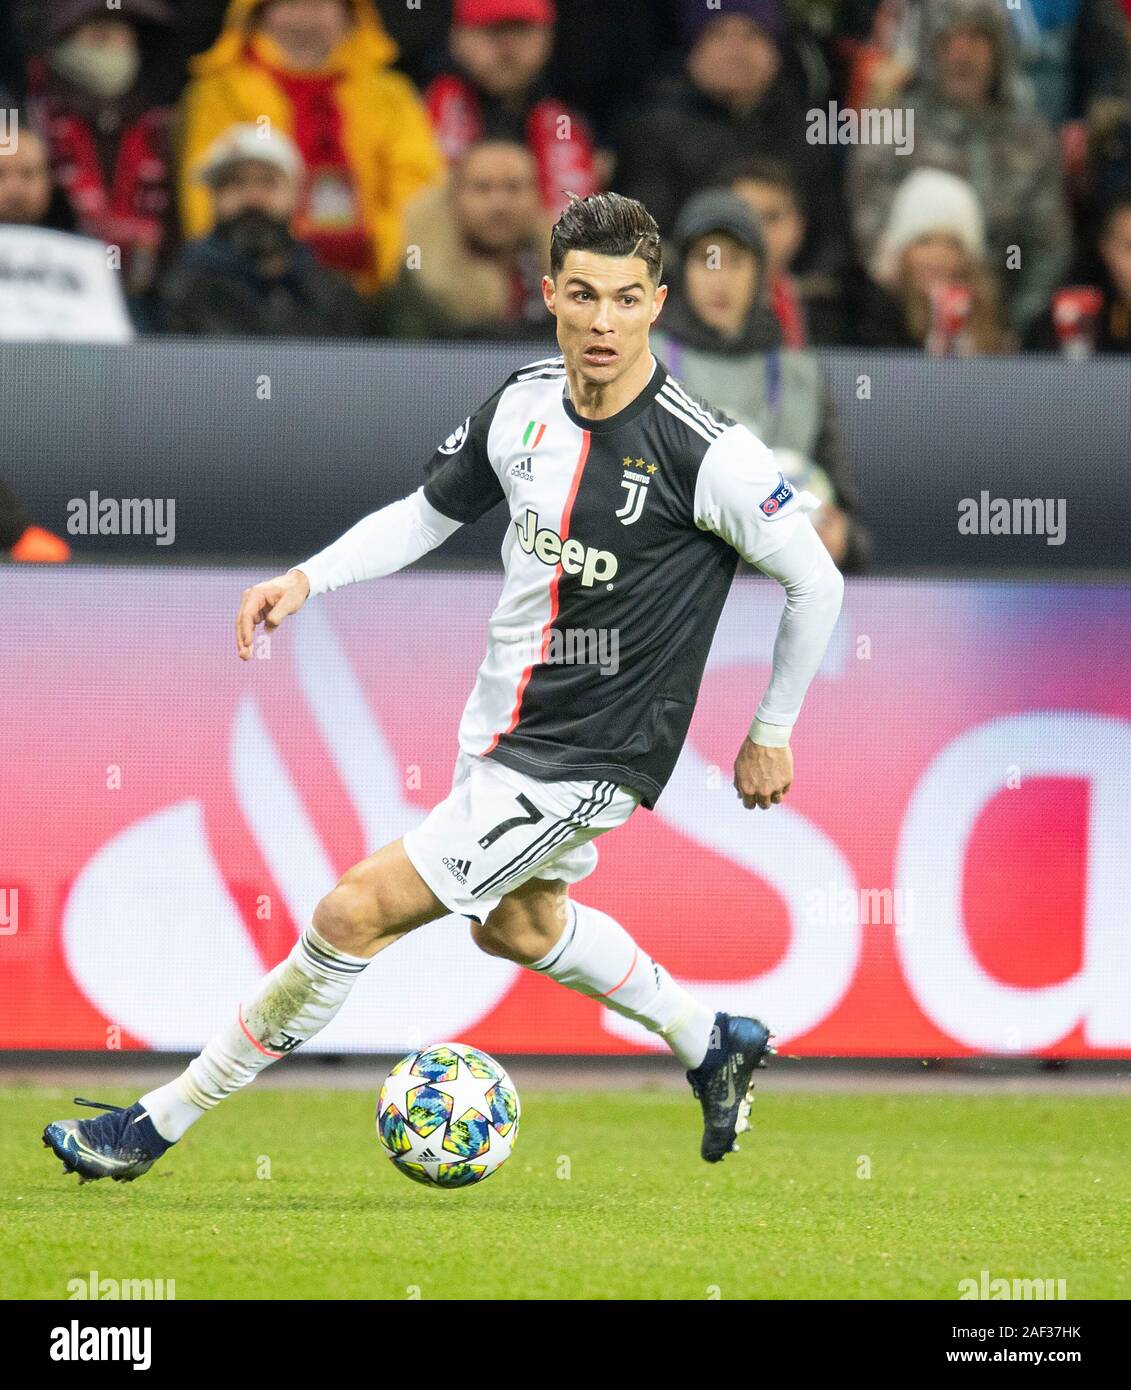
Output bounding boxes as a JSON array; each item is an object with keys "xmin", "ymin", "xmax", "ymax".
[{"xmin": 543, "ymin": 250, "xmax": 666, "ymax": 385}]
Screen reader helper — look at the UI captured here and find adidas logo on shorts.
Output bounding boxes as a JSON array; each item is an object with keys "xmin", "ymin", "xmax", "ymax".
[{"xmin": 442, "ymin": 856, "xmax": 472, "ymax": 884}]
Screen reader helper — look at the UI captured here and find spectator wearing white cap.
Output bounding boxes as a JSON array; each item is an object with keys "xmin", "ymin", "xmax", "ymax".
[
  {"xmin": 847, "ymin": 0, "xmax": 1071, "ymax": 334},
  {"xmin": 160, "ymin": 123, "xmax": 372, "ymax": 336},
  {"xmin": 862, "ymin": 167, "xmax": 1014, "ymax": 353},
  {"xmin": 178, "ymin": 0, "xmax": 442, "ymax": 296}
]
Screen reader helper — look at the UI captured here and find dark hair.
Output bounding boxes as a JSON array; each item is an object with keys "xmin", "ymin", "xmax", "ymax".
[
  {"xmin": 720, "ymin": 155, "xmax": 799, "ymax": 203},
  {"xmin": 550, "ymin": 191, "xmax": 663, "ymax": 284}
]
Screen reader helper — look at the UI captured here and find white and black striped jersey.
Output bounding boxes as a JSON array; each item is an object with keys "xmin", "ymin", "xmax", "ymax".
[{"xmin": 420, "ymin": 353, "xmax": 820, "ymax": 809}]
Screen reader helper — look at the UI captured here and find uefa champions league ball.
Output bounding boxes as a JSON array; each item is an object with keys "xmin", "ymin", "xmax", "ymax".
[{"xmin": 376, "ymin": 1043, "xmax": 520, "ymax": 1188}]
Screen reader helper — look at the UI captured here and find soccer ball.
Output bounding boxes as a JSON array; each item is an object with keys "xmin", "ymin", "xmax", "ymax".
[{"xmin": 376, "ymin": 1043, "xmax": 520, "ymax": 1188}]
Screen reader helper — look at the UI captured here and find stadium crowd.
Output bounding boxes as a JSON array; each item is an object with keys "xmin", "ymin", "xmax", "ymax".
[{"xmin": 2, "ymin": 0, "xmax": 1131, "ymax": 566}]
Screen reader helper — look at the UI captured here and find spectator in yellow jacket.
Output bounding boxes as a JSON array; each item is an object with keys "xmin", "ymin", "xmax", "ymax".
[{"xmin": 179, "ymin": 0, "xmax": 443, "ymax": 293}]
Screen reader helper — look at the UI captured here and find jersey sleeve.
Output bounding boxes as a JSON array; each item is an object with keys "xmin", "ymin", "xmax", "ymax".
[
  {"xmin": 692, "ymin": 422, "xmax": 822, "ymax": 565},
  {"xmin": 422, "ymin": 387, "xmax": 507, "ymax": 524}
]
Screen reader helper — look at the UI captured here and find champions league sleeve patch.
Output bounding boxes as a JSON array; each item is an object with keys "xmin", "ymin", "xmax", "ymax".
[
  {"xmin": 759, "ymin": 473, "xmax": 794, "ymax": 516},
  {"xmin": 437, "ymin": 417, "xmax": 471, "ymax": 455}
]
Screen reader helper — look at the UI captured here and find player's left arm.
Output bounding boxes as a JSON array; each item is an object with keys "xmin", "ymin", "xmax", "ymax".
[{"xmin": 693, "ymin": 425, "xmax": 845, "ymax": 810}]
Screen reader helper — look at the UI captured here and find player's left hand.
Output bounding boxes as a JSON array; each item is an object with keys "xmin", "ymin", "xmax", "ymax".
[{"xmin": 733, "ymin": 737, "xmax": 793, "ymax": 810}]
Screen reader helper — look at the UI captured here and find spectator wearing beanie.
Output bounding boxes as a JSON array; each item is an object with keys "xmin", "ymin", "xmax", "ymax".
[
  {"xmin": 866, "ymin": 166, "xmax": 1014, "ymax": 352},
  {"xmin": 847, "ymin": 0, "xmax": 1071, "ymax": 333},
  {"xmin": 423, "ymin": 0, "xmax": 601, "ymax": 215},
  {"xmin": 25, "ymin": 0, "xmax": 179, "ymax": 300},
  {"xmin": 614, "ymin": 0, "xmax": 847, "ymax": 280},
  {"xmin": 179, "ymin": 0, "xmax": 442, "ymax": 295},
  {"xmin": 653, "ymin": 189, "xmax": 871, "ymax": 573},
  {"xmin": 161, "ymin": 123, "xmax": 373, "ymax": 335}
]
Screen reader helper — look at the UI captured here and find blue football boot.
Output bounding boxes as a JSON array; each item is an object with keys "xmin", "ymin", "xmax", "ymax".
[
  {"xmin": 43, "ymin": 1098, "xmax": 172, "ymax": 1183},
  {"xmin": 686, "ymin": 1013, "xmax": 774, "ymax": 1163}
]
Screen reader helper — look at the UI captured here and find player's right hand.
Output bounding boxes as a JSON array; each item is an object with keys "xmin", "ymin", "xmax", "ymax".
[{"xmin": 236, "ymin": 569, "xmax": 311, "ymax": 660}]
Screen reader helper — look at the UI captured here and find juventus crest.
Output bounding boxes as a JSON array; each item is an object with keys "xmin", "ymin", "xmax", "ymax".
[{"xmin": 616, "ymin": 456, "xmax": 656, "ymax": 526}]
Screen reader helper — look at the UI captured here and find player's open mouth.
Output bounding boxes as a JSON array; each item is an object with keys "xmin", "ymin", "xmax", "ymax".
[{"xmin": 582, "ymin": 346, "xmax": 617, "ymax": 364}]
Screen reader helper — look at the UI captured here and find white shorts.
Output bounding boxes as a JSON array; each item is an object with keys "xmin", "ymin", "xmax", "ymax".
[{"xmin": 402, "ymin": 750, "xmax": 641, "ymax": 922}]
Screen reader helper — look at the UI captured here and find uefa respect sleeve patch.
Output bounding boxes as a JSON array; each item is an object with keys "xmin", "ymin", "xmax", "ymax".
[{"xmin": 759, "ymin": 472, "xmax": 794, "ymax": 516}]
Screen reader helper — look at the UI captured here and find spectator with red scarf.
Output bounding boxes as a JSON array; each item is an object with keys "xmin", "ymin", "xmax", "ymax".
[
  {"xmin": 180, "ymin": 0, "xmax": 442, "ymax": 294},
  {"xmin": 1024, "ymin": 192, "xmax": 1131, "ymax": 352},
  {"xmin": 423, "ymin": 0, "xmax": 601, "ymax": 215},
  {"xmin": 25, "ymin": 0, "xmax": 178, "ymax": 302}
]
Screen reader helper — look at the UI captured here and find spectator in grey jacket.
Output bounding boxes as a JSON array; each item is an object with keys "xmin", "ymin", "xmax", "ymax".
[
  {"xmin": 836, "ymin": 0, "xmax": 1131, "ymax": 126},
  {"xmin": 653, "ymin": 188, "xmax": 871, "ymax": 573},
  {"xmin": 847, "ymin": 0, "xmax": 1072, "ymax": 332}
]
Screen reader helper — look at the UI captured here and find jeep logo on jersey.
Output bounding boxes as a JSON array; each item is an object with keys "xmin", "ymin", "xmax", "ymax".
[
  {"xmin": 514, "ymin": 509, "xmax": 618, "ymax": 588},
  {"xmin": 760, "ymin": 472, "xmax": 794, "ymax": 516},
  {"xmin": 438, "ymin": 417, "xmax": 471, "ymax": 455}
]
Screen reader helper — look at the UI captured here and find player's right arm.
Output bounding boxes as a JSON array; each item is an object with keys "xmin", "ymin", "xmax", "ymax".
[
  {"xmin": 235, "ymin": 394, "xmax": 506, "ymax": 660},
  {"xmin": 234, "ymin": 489, "xmax": 462, "ymax": 659}
]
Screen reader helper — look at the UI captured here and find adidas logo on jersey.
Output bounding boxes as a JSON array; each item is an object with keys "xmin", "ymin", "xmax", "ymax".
[
  {"xmin": 515, "ymin": 508, "xmax": 618, "ymax": 588},
  {"xmin": 509, "ymin": 456, "xmax": 535, "ymax": 481},
  {"xmin": 442, "ymin": 856, "xmax": 472, "ymax": 884}
]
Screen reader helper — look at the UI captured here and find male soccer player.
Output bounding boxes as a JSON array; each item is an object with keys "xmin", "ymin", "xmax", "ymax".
[{"xmin": 44, "ymin": 192, "xmax": 844, "ymax": 1181}]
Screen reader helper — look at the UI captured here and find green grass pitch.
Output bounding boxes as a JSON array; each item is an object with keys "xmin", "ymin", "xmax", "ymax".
[{"xmin": 5, "ymin": 1085, "xmax": 1129, "ymax": 1300}]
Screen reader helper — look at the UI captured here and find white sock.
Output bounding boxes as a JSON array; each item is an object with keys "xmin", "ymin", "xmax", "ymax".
[
  {"xmin": 140, "ymin": 925, "xmax": 370, "ymax": 1143},
  {"xmin": 529, "ymin": 901, "xmax": 716, "ymax": 1069}
]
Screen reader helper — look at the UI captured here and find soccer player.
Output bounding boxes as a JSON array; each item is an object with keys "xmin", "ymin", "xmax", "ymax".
[{"xmin": 44, "ymin": 192, "xmax": 844, "ymax": 1181}]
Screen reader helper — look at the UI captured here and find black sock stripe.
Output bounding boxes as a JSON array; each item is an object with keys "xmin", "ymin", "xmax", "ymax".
[
  {"xmin": 301, "ymin": 934, "xmax": 368, "ymax": 974},
  {"xmin": 533, "ymin": 899, "xmax": 579, "ymax": 972}
]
